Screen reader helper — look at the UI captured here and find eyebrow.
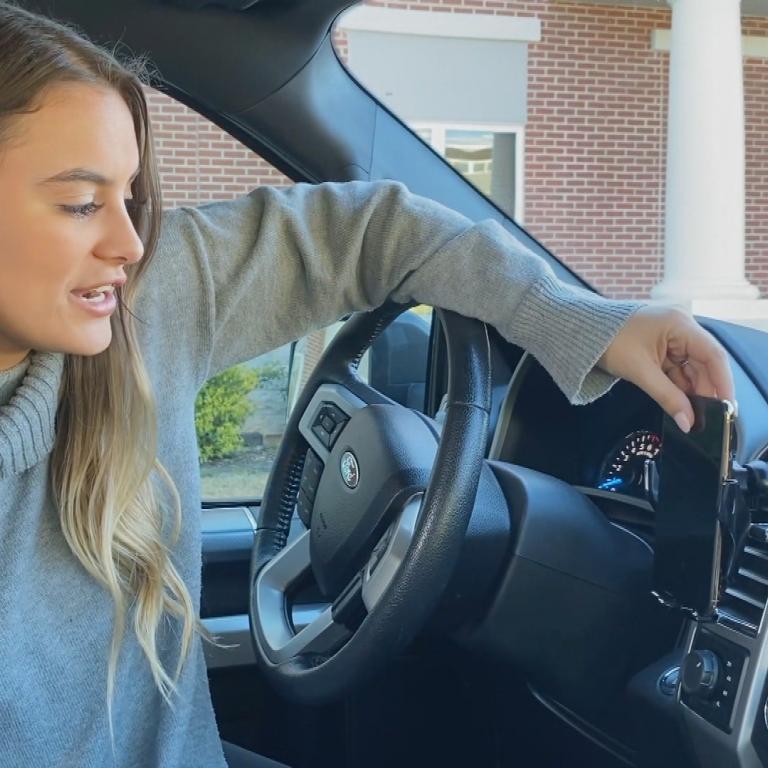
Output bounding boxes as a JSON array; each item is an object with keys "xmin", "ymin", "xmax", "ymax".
[{"xmin": 39, "ymin": 166, "xmax": 141, "ymax": 186}]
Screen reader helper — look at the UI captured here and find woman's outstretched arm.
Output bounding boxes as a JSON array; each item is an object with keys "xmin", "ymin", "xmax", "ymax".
[{"xmin": 151, "ymin": 179, "xmax": 730, "ymax": 422}]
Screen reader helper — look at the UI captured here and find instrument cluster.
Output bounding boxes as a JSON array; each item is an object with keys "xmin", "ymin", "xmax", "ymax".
[{"xmin": 595, "ymin": 429, "xmax": 662, "ymax": 501}]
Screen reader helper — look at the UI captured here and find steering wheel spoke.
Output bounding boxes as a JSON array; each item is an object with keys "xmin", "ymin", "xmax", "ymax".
[
  {"xmin": 362, "ymin": 494, "xmax": 423, "ymax": 612},
  {"xmin": 253, "ymin": 529, "xmax": 354, "ymax": 664}
]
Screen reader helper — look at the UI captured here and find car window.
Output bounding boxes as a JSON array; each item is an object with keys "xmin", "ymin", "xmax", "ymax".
[
  {"xmin": 286, "ymin": 306, "xmax": 434, "ymax": 418},
  {"xmin": 333, "ymin": 6, "xmax": 527, "ymax": 223},
  {"xmin": 149, "ymin": 89, "xmax": 434, "ymax": 501},
  {"xmin": 334, "ymin": 2, "xmax": 768, "ymax": 329}
]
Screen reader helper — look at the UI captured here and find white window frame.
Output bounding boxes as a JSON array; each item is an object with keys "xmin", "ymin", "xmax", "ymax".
[{"xmin": 411, "ymin": 121, "xmax": 526, "ymax": 223}]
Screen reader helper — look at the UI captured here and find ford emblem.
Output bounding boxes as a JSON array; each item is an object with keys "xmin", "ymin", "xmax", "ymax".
[{"xmin": 340, "ymin": 451, "xmax": 359, "ymax": 489}]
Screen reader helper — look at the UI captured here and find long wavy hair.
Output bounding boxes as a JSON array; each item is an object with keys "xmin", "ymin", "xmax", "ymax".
[{"xmin": 0, "ymin": 0, "xmax": 207, "ymax": 735}]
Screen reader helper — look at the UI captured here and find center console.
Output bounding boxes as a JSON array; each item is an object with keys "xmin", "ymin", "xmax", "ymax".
[{"xmin": 675, "ymin": 519, "xmax": 768, "ymax": 767}]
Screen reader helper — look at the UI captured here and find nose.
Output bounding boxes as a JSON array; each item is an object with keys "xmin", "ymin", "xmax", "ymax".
[{"xmin": 94, "ymin": 202, "xmax": 145, "ymax": 265}]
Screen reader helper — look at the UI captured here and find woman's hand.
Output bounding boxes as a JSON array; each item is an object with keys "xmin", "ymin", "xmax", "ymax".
[{"xmin": 597, "ymin": 305, "xmax": 735, "ymax": 433}]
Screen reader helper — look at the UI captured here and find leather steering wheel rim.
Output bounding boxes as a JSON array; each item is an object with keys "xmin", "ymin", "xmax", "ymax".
[{"xmin": 248, "ymin": 302, "xmax": 491, "ymax": 704}]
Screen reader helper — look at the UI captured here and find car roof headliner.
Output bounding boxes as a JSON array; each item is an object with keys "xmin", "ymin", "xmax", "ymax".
[{"xmin": 18, "ymin": 0, "xmax": 357, "ymax": 114}]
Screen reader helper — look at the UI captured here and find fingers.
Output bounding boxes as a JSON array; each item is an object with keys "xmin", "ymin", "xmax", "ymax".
[
  {"xmin": 680, "ymin": 360, "xmax": 717, "ymax": 399},
  {"xmin": 597, "ymin": 305, "xmax": 736, "ymax": 432},
  {"xmin": 635, "ymin": 361, "xmax": 696, "ymax": 432},
  {"xmin": 667, "ymin": 363, "xmax": 694, "ymax": 396},
  {"xmin": 684, "ymin": 326, "xmax": 735, "ymax": 402}
]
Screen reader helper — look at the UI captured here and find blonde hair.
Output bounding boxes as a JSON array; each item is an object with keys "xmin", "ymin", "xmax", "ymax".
[{"xmin": 0, "ymin": 0, "xmax": 208, "ymax": 736}]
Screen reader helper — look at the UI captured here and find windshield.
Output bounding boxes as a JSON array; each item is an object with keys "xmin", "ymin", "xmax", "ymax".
[{"xmin": 333, "ymin": 1, "xmax": 768, "ymax": 332}]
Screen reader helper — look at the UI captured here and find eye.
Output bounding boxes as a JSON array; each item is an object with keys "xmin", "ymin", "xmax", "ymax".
[{"xmin": 60, "ymin": 202, "xmax": 104, "ymax": 219}]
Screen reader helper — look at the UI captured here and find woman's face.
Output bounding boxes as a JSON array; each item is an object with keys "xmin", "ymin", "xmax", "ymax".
[{"xmin": 0, "ymin": 82, "xmax": 144, "ymax": 371}]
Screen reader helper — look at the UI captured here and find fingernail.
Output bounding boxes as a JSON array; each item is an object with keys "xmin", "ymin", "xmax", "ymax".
[{"xmin": 674, "ymin": 412, "xmax": 691, "ymax": 433}]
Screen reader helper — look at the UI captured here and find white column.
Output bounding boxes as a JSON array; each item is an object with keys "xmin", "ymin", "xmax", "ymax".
[{"xmin": 652, "ymin": 0, "xmax": 761, "ymax": 312}]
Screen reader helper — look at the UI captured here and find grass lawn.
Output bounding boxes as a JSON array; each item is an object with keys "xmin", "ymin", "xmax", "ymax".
[{"xmin": 200, "ymin": 441, "xmax": 277, "ymax": 502}]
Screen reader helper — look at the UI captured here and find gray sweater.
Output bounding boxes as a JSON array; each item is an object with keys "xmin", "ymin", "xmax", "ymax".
[{"xmin": 0, "ymin": 181, "xmax": 641, "ymax": 767}]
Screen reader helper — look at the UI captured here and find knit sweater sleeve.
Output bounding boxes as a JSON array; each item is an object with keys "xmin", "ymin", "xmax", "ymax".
[{"xmin": 160, "ymin": 179, "xmax": 644, "ymax": 405}]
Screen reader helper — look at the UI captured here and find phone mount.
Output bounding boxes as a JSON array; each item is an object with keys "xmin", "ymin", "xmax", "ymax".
[
  {"xmin": 720, "ymin": 460, "xmax": 768, "ymax": 585},
  {"xmin": 646, "ymin": 458, "xmax": 768, "ymax": 620}
]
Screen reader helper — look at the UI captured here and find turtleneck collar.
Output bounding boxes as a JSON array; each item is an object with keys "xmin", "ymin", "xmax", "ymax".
[
  {"xmin": 0, "ymin": 354, "xmax": 32, "ymax": 406},
  {"xmin": 0, "ymin": 351, "xmax": 65, "ymax": 479}
]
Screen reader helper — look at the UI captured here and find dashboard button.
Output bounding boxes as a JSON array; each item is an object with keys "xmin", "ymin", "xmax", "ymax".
[
  {"xmin": 658, "ymin": 666, "xmax": 680, "ymax": 696},
  {"xmin": 681, "ymin": 630, "xmax": 749, "ymax": 734},
  {"xmin": 682, "ymin": 650, "xmax": 721, "ymax": 699}
]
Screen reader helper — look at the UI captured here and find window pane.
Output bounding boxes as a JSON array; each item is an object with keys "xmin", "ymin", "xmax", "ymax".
[
  {"xmin": 444, "ymin": 129, "xmax": 516, "ymax": 219},
  {"xmin": 414, "ymin": 126, "xmax": 432, "ymax": 144},
  {"xmin": 198, "ymin": 346, "xmax": 291, "ymax": 501},
  {"xmin": 287, "ymin": 306, "xmax": 434, "ymax": 418},
  {"xmin": 333, "ymin": 11, "xmax": 522, "ymax": 221}
]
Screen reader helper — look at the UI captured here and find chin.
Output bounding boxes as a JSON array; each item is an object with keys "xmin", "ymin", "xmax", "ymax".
[
  {"xmin": 78, "ymin": 338, "xmax": 113, "ymax": 358},
  {"xmin": 56, "ymin": 328, "xmax": 114, "ymax": 358}
]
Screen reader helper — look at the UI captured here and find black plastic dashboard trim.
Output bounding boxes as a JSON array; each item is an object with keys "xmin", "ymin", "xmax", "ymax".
[{"xmin": 699, "ymin": 318, "xmax": 768, "ymax": 410}]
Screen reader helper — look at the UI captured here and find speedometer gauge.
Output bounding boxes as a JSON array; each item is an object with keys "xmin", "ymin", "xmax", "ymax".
[{"xmin": 597, "ymin": 430, "xmax": 662, "ymax": 497}]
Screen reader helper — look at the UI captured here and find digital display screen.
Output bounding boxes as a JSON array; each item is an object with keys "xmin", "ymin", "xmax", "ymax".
[{"xmin": 653, "ymin": 397, "xmax": 734, "ymax": 618}]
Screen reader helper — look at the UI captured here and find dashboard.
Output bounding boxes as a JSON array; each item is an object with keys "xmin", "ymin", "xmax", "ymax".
[
  {"xmin": 490, "ymin": 353, "xmax": 665, "ymax": 503},
  {"xmin": 485, "ymin": 318, "xmax": 768, "ymax": 768}
]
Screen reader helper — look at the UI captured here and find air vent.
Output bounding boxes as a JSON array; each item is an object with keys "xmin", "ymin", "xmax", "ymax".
[{"xmin": 717, "ymin": 524, "xmax": 768, "ymax": 636}]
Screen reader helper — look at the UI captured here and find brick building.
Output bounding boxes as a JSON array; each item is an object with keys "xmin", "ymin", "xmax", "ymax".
[{"xmin": 145, "ymin": 0, "xmax": 768, "ymax": 304}]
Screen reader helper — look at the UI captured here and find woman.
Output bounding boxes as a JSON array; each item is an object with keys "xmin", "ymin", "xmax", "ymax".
[{"xmin": 0, "ymin": 3, "xmax": 733, "ymax": 767}]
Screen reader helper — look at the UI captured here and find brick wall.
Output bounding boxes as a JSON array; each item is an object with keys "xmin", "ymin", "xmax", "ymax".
[
  {"xmin": 517, "ymin": 2, "xmax": 668, "ymax": 298},
  {"xmin": 146, "ymin": 1, "xmax": 768, "ymax": 301},
  {"xmin": 744, "ymin": 16, "xmax": 768, "ymax": 294},
  {"xmin": 145, "ymin": 89, "xmax": 291, "ymax": 209}
]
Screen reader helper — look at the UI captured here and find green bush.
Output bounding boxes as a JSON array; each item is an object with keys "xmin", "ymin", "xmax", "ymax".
[
  {"xmin": 253, "ymin": 361, "xmax": 288, "ymax": 390},
  {"xmin": 195, "ymin": 365, "xmax": 260, "ymax": 462}
]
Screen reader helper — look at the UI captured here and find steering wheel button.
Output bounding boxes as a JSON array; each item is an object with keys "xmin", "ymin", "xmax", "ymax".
[
  {"xmin": 305, "ymin": 449, "xmax": 323, "ymax": 474},
  {"xmin": 327, "ymin": 425, "xmax": 344, "ymax": 448},
  {"xmin": 296, "ymin": 489, "xmax": 313, "ymax": 526},
  {"xmin": 312, "ymin": 407, "xmax": 332, "ymax": 431},
  {"xmin": 300, "ymin": 450, "xmax": 324, "ymax": 501},
  {"xmin": 300, "ymin": 475, "xmax": 316, "ymax": 501},
  {"xmin": 325, "ymin": 402, "xmax": 347, "ymax": 421},
  {"xmin": 311, "ymin": 424, "xmax": 332, "ymax": 449}
]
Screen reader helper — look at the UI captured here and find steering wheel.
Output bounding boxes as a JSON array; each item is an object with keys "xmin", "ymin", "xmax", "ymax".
[{"xmin": 248, "ymin": 303, "xmax": 491, "ymax": 704}]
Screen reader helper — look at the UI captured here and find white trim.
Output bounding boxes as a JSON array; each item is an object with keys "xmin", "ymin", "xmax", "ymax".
[
  {"xmin": 652, "ymin": 28, "xmax": 768, "ymax": 58},
  {"xmin": 516, "ymin": 127, "xmax": 526, "ymax": 224},
  {"xmin": 411, "ymin": 121, "xmax": 526, "ymax": 223},
  {"xmin": 743, "ymin": 37, "xmax": 768, "ymax": 58},
  {"xmin": 650, "ymin": 29, "xmax": 672, "ymax": 52},
  {"xmin": 338, "ymin": 6, "xmax": 541, "ymax": 43}
]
